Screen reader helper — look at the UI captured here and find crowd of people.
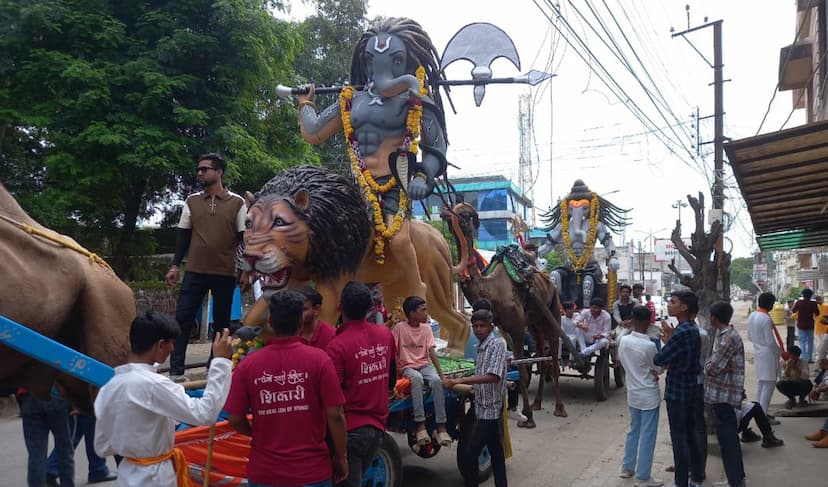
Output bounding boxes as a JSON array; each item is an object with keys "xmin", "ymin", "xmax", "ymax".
[
  {"xmin": 610, "ymin": 287, "xmax": 828, "ymax": 487},
  {"xmin": 14, "ymin": 153, "xmax": 828, "ymax": 486}
]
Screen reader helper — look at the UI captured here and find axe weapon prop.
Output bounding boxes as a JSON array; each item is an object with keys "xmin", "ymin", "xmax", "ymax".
[
  {"xmin": 279, "ymin": 20, "xmax": 551, "ymax": 102},
  {"xmin": 275, "ymin": 70, "xmax": 553, "ymax": 98}
]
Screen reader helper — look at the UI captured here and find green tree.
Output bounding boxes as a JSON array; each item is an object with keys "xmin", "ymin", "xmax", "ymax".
[
  {"xmin": 729, "ymin": 256, "xmax": 754, "ymax": 291},
  {"xmin": 292, "ymin": 0, "xmax": 369, "ymax": 174},
  {"xmin": 0, "ymin": 0, "xmax": 313, "ymax": 277}
]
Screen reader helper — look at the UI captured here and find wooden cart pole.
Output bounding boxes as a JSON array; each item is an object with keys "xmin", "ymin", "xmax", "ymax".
[{"xmin": 202, "ymin": 423, "xmax": 217, "ymax": 487}]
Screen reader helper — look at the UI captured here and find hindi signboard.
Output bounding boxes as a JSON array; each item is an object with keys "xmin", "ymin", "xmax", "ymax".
[{"xmin": 654, "ymin": 238, "xmax": 691, "ymax": 262}]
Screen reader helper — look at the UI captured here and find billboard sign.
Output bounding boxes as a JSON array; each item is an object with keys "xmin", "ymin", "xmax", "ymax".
[
  {"xmin": 654, "ymin": 238, "xmax": 691, "ymax": 262},
  {"xmin": 752, "ymin": 264, "xmax": 768, "ymax": 283}
]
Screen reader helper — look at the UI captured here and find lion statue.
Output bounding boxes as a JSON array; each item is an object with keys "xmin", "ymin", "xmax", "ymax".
[{"xmin": 239, "ymin": 165, "xmax": 469, "ymax": 352}]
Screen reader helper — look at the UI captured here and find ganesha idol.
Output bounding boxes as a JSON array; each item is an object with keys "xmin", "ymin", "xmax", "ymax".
[{"xmin": 538, "ymin": 180, "xmax": 630, "ymax": 308}]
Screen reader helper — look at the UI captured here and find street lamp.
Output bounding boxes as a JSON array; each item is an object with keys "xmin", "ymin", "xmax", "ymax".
[{"xmin": 672, "ymin": 200, "xmax": 688, "ymax": 227}]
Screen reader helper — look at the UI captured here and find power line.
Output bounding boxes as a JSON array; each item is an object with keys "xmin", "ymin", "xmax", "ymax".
[
  {"xmin": 534, "ymin": 0, "xmax": 702, "ymax": 174},
  {"xmin": 755, "ymin": 11, "xmax": 811, "ymax": 135}
]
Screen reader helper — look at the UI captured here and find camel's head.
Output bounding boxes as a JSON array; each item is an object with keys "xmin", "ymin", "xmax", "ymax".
[{"xmin": 439, "ymin": 202, "xmax": 480, "ymax": 277}]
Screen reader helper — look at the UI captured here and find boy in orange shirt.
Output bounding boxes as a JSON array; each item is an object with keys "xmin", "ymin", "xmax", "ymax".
[{"xmin": 392, "ymin": 296, "xmax": 451, "ymax": 447}]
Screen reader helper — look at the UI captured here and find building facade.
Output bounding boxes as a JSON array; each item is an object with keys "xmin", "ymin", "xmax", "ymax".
[{"xmin": 413, "ymin": 175, "xmax": 533, "ymax": 251}]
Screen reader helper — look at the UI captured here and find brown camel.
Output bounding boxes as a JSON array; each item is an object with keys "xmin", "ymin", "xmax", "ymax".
[
  {"xmin": 441, "ymin": 202, "xmax": 573, "ymax": 426},
  {"xmin": 0, "ymin": 182, "xmax": 135, "ymax": 413}
]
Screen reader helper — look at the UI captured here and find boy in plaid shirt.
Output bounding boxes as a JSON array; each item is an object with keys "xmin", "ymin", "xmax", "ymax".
[
  {"xmin": 653, "ymin": 290, "xmax": 703, "ymax": 487},
  {"xmin": 705, "ymin": 301, "xmax": 746, "ymax": 487}
]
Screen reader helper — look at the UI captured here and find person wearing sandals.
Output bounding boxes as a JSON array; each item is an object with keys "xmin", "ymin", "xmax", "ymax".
[{"xmin": 392, "ymin": 296, "xmax": 451, "ymax": 447}]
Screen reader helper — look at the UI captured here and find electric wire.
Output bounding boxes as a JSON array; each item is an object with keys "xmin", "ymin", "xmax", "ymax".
[{"xmin": 755, "ymin": 10, "xmax": 810, "ymax": 135}]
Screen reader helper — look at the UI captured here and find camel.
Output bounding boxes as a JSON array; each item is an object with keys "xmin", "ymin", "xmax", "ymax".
[
  {"xmin": 0, "ymin": 182, "xmax": 135, "ymax": 413},
  {"xmin": 441, "ymin": 202, "xmax": 572, "ymax": 426}
]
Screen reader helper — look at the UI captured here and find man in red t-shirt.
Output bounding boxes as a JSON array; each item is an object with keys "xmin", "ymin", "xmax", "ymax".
[
  {"xmin": 298, "ymin": 286, "xmax": 337, "ymax": 350},
  {"xmin": 792, "ymin": 288, "xmax": 820, "ymax": 362},
  {"xmin": 326, "ymin": 281, "xmax": 396, "ymax": 487},
  {"xmin": 226, "ymin": 290, "xmax": 347, "ymax": 486}
]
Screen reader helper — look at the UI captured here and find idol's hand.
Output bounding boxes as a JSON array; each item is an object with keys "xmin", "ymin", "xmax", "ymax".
[{"xmin": 408, "ymin": 176, "xmax": 430, "ymax": 200}]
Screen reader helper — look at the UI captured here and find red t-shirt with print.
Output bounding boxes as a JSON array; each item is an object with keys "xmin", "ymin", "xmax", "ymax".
[
  {"xmin": 325, "ymin": 319, "xmax": 395, "ymax": 431},
  {"xmin": 224, "ymin": 337, "xmax": 345, "ymax": 486},
  {"xmin": 308, "ymin": 320, "xmax": 336, "ymax": 350}
]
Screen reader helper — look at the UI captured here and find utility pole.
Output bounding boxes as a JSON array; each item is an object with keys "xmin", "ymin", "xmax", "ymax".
[
  {"xmin": 638, "ymin": 240, "xmax": 645, "ymax": 282},
  {"xmin": 672, "ymin": 16, "xmax": 728, "ymax": 297}
]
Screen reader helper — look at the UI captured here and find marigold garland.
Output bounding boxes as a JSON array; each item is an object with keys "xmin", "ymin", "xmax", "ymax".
[
  {"xmin": 561, "ymin": 192, "xmax": 600, "ymax": 277},
  {"xmin": 231, "ymin": 338, "xmax": 263, "ymax": 369},
  {"xmin": 339, "ymin": 66, "xmax": 427, "ymax": 264}
]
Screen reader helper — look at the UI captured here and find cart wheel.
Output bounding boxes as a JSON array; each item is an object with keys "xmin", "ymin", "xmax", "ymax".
[
  {"xmin": 362, "ymin": 432, "xmax": 402, "ymax": 487},
  {"xmin": 594, "ymin": 353, "xmax": 610, "ymax": 401},
  {"xmin": 456, "ymin": 410, "xmax": 493, "ymax": 483},
  {"xmin": 614, "ymin": 364, "xmax": 626, "ymax": 388}
]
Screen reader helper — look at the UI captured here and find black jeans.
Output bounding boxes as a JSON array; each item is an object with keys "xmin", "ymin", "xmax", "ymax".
[
  {"xmin": 666, "ymin": 396, "xmax": 706, "ymax": 487},
  {"xmin": 712, "ymin": 403, "xmax": 744, "ymax": 487},
  {"xmin": 460, "ymin": 417, "xmax": 507, "ymax": 487},
  {"xmin": 169, "ymin": 271, "xmax": 236, "ymax": 376},
  {"xmin": 776, "ymin": 380, "xmax": 813, "ymax": 402},
  {"xmin": 690, "ymin": 384, "xmax": 707, "ymax": 483},
  {"xmin": 337, "ymin": 426, "xmax": 384, "ymax": 487},
  {"xmin": 738, "ymin": 401, "xmax": 773, "ymax": 438}
]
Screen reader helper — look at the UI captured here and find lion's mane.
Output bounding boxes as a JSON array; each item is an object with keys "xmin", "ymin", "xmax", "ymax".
[{"xmin": 253, "ymin": 165, "xmax": 371, "ymax": 280}]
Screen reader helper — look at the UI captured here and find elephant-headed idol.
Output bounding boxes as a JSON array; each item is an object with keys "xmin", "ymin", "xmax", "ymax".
[
  {"xmin": 539, "ymin": 180, "xmax": 630, "ymax": 308},
  {"xmin": 295, "ymin": 17, "xmax": 448, "ymax": 267}
]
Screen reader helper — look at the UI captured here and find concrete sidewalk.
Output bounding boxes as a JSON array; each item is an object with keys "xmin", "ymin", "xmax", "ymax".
[{"xmin": 571, "ymin": 301, "xmax": 826, "ymax": 487}]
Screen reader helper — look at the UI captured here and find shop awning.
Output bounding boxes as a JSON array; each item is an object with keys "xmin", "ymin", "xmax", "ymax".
[{"xmin": 725, "ymin": 120, "xmax": 828, "ymax": 250}]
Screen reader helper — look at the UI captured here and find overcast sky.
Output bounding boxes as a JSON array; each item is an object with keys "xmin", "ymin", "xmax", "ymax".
[{"xmin": 285, "ymin": 0, "xmax": 803, "ymax": 258}]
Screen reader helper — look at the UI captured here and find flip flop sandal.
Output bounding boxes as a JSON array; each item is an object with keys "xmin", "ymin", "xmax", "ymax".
[
  {"xmin": 435, "ymin": 431, "xmax": 452, "ymax": 446},
  {"xmin": 415, "ymin": 428, "xmax": 431, "ymax": 446}
]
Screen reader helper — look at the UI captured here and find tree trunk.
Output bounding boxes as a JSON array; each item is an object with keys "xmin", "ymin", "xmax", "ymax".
[
  {"xmin": 112, "ymin": 181, "xmax": 146, "ymax": 279},
  {"xmin": 667, "ymin": 192, "xmax": 732, "ymax": 330}
]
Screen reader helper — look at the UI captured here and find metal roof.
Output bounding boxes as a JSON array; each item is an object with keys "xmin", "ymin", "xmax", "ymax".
[{"xmin": 725, "ymin": 120, "xmax": 828, "ymax": 250}]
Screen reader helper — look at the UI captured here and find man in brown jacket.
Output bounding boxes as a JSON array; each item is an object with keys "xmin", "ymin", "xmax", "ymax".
[{"xmin": 165, "ymin": 153, "xmax": 246, "ymax": 382}]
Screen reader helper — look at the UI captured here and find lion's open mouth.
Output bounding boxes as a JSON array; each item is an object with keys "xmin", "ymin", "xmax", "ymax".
[{"xmin": 254, "ymin": 268, "xmax": 292, "ymax": 292}]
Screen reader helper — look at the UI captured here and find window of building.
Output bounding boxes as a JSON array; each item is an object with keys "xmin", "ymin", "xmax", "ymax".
[
  {"xmin": 478, "ymin": 218, "xmax": 509, "ymax": 241},
  {"xmin": 479, "ymin": 189, "xmax": 508, "ymax": 211}
]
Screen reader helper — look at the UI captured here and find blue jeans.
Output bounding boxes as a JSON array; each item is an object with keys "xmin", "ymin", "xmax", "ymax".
[
  {"xmin": 402, "ymin": 364, "xmax": 447, "ymax": 424},
  {"xmin": 249, "ymin": 481, "xmax": 331, "ymax": 487},
  {"xmin": 799, "ymin": 328, "xmax": 814, "ymax": 361},
  {"xmin": 18, "ymin": 393, "xmax": 75, "ymax": 487},
  {"xmin": 666, "ymin": 397, "xmax": 705, "ymax": 487},
  {"xmin": 170, "ymin": 271, "xmax": 237, "ymax": 375},
  {"xmin": 712, "ymin": 404, "xmax": 745, "ymax": 487},
  {"xmin": 47, "ymin": 414, "xmax": 111, "ymax": 481},
  {"xmin": 822, "ymin": 417, "xmax": 828, "ymax": 432},
  {"xmin": 622, "ymin": 406, "xmax": 660, "ymax": 481},
  {"xmin": 337, "ymin": 426, "xmax": 384, "ymax": 487}
]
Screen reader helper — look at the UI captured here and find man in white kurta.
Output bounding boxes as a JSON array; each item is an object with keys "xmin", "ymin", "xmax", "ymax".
[
  {"xmin": 94, "ymin": 312, "xmax": 232, "ymax": 487},
  {"xmin": 747, "ymin": 292, "xmax": 781, "ymax": 416}
]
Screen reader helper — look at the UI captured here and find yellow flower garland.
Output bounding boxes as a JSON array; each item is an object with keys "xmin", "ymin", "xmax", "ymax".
[
  {"xmin": 561, "ymin": 192, "xmax": 600, "ymax": 276},
  {"xmin": 339, "ymin": 66, "xmax": 427, "ymax": 264}
]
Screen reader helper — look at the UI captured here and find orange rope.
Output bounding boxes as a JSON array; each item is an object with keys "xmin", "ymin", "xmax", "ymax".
[{"xmin": 0, "ymin": 214, "xmax": 113, "ymax": 272}]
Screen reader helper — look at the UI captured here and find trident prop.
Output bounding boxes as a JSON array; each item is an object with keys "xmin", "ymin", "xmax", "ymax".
[{"xmin": 276, "ymin": 22, "xmax": 553, "ymax": 105}]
